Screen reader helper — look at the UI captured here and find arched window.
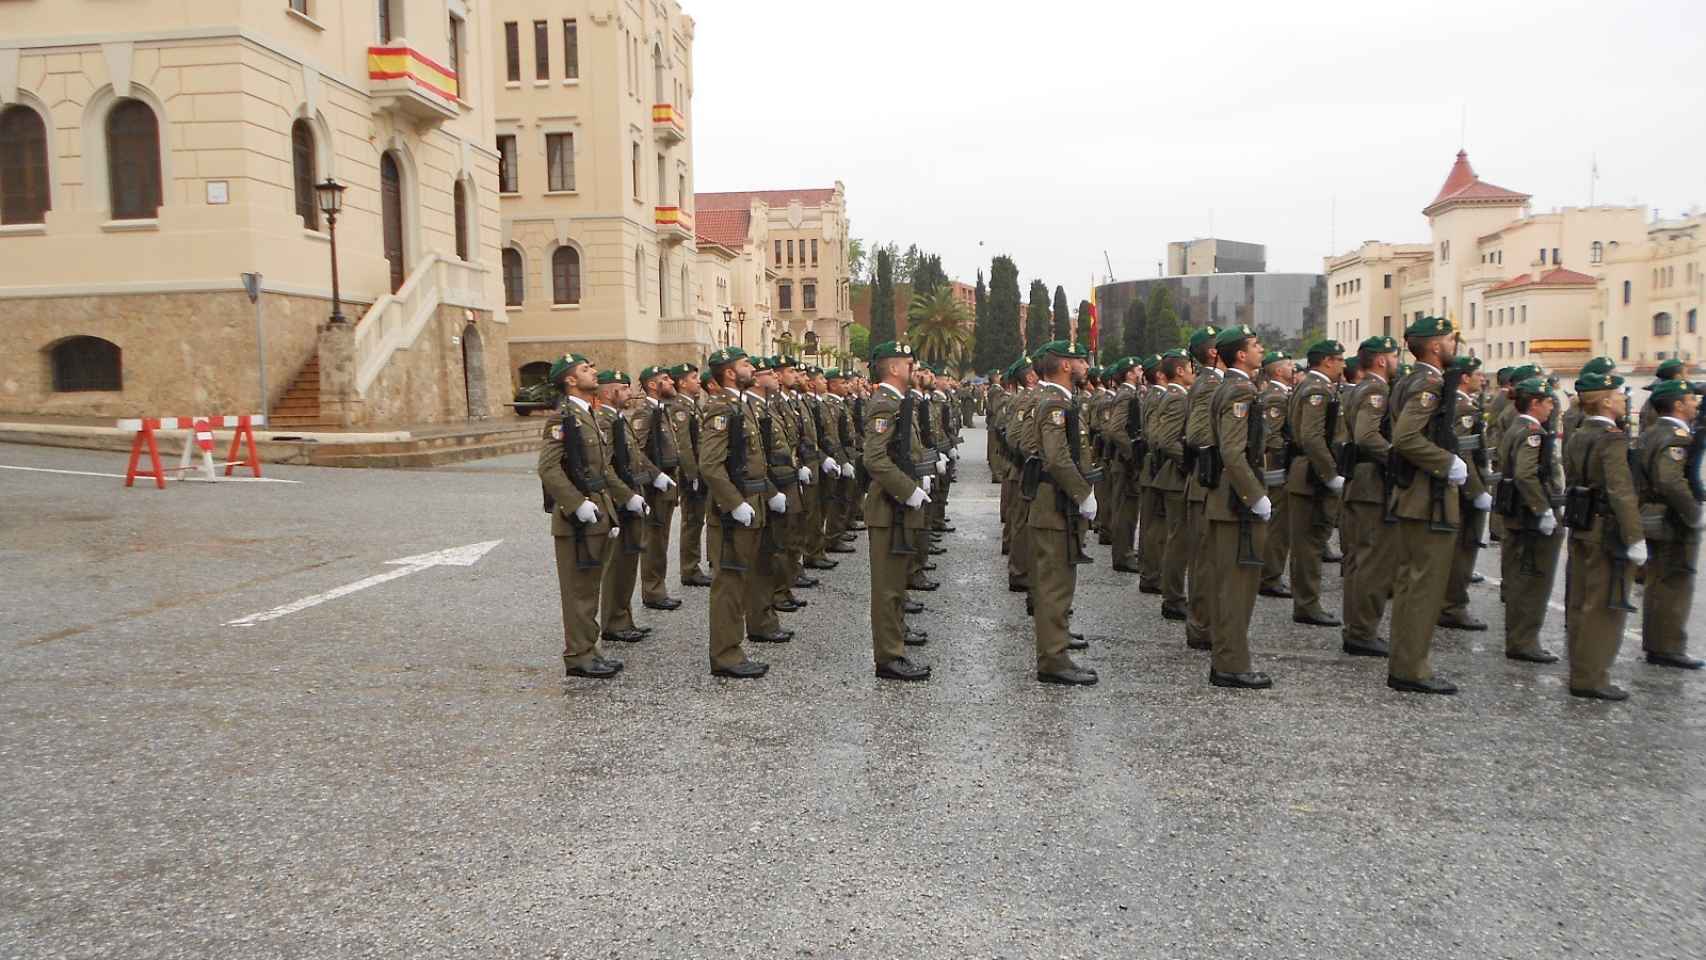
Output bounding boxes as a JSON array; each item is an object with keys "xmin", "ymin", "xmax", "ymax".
[
  {"xmin": 502, "ymin": 247, "xmax": 524, "ymax": 306},
  {"xmin": 290, "ymin": 118, "xmax": 318, "ymax": 229},
  {"xmin": 453, "ymin": 180, "xmax": 469, "ymax": 261},
  {"xmin": 1589, "ymin": 240, "xmax": 1603, "ymax": 264},
  {"xmin": 51, "ymin": 337, "xmax": 123, "ymax": 392},
  {"xmin": 106, "ymin": 98, "xmax": 161, "ymax": 220},
  {"xmin": 0, "ymin": 105, "xmax": 51, "ymax": 225},
  {"xmin": 654, "ymin": 44, "xmax": 665, "ymax": 104},
  {"xmin": 552, "ymin": 246, "xmax": 582, "ymax": 304}
]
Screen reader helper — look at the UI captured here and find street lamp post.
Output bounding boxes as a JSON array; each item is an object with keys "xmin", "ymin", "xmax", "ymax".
[
  {"xmin": 315, "ymin": 178, "xmax": 347, "ymax": 325},
  {"xmin": 738, "ymin": 308, "xmax": 747, "ymax": 349},
  {"xmin": 721, "ymin": 306, "xmax": 733, "ymax": 348}
]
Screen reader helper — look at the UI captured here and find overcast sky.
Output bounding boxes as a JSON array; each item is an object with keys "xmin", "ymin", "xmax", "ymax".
[{"xmin": 690, "ymin": 0, "xmax": 1705, "ymax": 300}]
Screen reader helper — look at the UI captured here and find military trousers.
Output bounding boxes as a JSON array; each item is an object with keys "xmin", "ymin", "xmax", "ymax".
[
  {"xmin": 801, "ymin": 469, "xmax": 829, "ymax": 561},
  {"xmin": 1031, "ymin": 516, "xmax": 1080, "ymax": 673},
  {"xmin": 823, "ymin": 477, "xmax": 851, "ymax": 542},
  {"xmin": 1287, "ymin": 491, "xmax": 1332, "ymax": 615},
  {"xmin": 1111, "ymin": 473, "xmax": 1140, "ymax": 569},
  {"xmin": 1007, "ymin": 481, "xmax": 1032, "ymax": 588},
  {"xmin": 1261, "ymin": 485, "xmax": 1291, "ymax": 592},
  {"xmin": 1442, "ymin": 508, "xmax": 1487, "ymax": 619},
  {"xmin": 755, "ymin": 514, "xmax": 788, "ymax": 634},
  {"xmin": 1499, "ymin": 526, "xmax": 1562, "ymax": 655},
  {"xmin": 1137, "ymin": 484, "xmax": 1163, "ymax": 587},
  {"xmin": 1159, "ymin": 489, "xmax": 1189, "ymax": 607},
  {"xmin": 640, "ymin": 496, "xmax": 677, "ymax": 603},
  {"xmin": 870, "ymin": 523, "xmax": 915, "ymax": 665},
  {"xmin": 599, "ymin": 518, "xmax": 644, "ymax": 633},
  {"xmin": 1389, "ymin": 519, "xmax": 1456, "ymax": 682},
  {"xmin": 772, "ymin": 485, "xmax": 805, "ymax": 607},
  {"xmin": 1093, "ymin": 464, "xmax": 1112, "ymax": 538},
  {"xmin": 998, "ymin": 474, "xmax": 1014, "ymax": 552},
  {"xmin": 1341, "ymin": 500, "xmax": 1395, "ymax": 648},
  {"xmin": 1209, "ymin": 518, "xmax": 1266, "ymax": 674},
  {"xmin": 555, "ymin": 532, "xmax": 614, "ymax": 668},
  {"xmin": 678, "ymin": 489, "xmax": 708, "ymax": 580},
  {"xmin": 1564, "ymin": 538, "xmax": 1632, "ymax": 690},
  {"xmin": 707, "ymin": 520, "xmax": 762, "ymax": 671},
  {"xmin": 1185, "ymin": 498, "xmax": 1213, "ymax": 646},
  {"xmin": 1643, "ymin": 538, "xmax": 1699, "ymax": 656}
]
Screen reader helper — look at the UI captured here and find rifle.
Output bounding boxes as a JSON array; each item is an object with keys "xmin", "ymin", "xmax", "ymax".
[
  {"xmin": 1124, "ymin": 392, "xmax": 1147, "ymax": 477},
  {"xmin": 716, "ymin": 403, "xmax": 754, "ymax": 573},
  {"xmin": 542, "ymin": 408, "xmax": 605, "ymax": 570},
  {"xmin": 1234, "ymin": 388, "xmax": 1266, "ymax": 567},
  {"xmin": 887, "ymin": 394, "xmax": 926, "ymax": 555},
  {"xmin": 684, "ymin": 402, "xmax": 706, "ymax": 504},
  {"xmin": 642, "ymin": 405, "xmax": 672, "ymax": 527},
  {"xmin": 1564, "ymin": 433, "xmax": 1637, "ymax": 612},
  {"xmin": 1061, "ymin": 399, "xmax": 1099, "ymax": 564},
  {"xmin": 608, "ymin": 412, "xmax": 646, "ymax": 555},
  {"xmin": 756, "ymin": 405, "xmax": 788, "ymax": 572},
  {"xmin": 1424, "ymin": 365, "xmax": 1465, "ymax": 532}
]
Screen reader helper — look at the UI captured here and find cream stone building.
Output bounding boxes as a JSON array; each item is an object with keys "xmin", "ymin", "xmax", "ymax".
[
  {"xmin": 695, "ymin": 185, "xmax": 852, "ymax": 361},
  {"xmin": 493, "ymin": 0, "xmax": 710, "ymax": 387},
  {"xmin": 0, "ymin": 0, "xmax": 510, "ymax": 427},
  {"xmin": 1327, "ymin": 150, "xmax": 1696, "ymax": 373},
  {"xmin": 692, "ymin": 198, "xmax": 774, "ymax": 354}
]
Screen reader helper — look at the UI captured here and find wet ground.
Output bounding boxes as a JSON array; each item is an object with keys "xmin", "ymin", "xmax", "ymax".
[{"xmin": 2, "ymin": 432, "xmax": 1703, "ymax": 958}]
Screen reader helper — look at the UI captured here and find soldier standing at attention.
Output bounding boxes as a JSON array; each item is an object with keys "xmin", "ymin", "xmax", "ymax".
[
  {"xmin": 538, "ymin": 354, "xmax": 624, "ymax": 679},
  {"xmin": 747, "ymin": 357, "xmax": 803, "ymax": 634},
  {"xmin": 1029, "ymin": 340, "xmax": 1100, "ymax": 686},
  {"xmin": 1283, "ymin": 342, "xmax": 1343, "ymax": 621},
  {"xmin": 1204, "ymin": 325, "xmax": 1275, "ymax": 689},
  {"xmin": 1634, "ymin": 379, "xmax": 1704, "ymax": 670},
  {"xmin": 1103, "ymin": 356, "xmax": 1144, "ymax": 572},
  {"xmin": 1563, "ymin": 372, "xmax": 1647, "ymax": 700},
  {"xmin": 1563, "ymin": 357, "xmax": 1619, "ymax": 442},
  {"xmin": 1340, "ymin": 336, "xmax": 1400, "ymax": 659},
  {"xmin": 1151, "ymin": 350, "xmax": 1194, "ymax": 618},
  {"xmin": 1640, "ymin": 358, "xmax": 1689, "ymax": 433},
  {"xmin": 1385, "ymin": 317, "xmax": 1469, "ymax": 695},
  {"xmin": 1257, "ymin": 350, "xmax": 1295, "ymax": 599},
  {"xmin": 1438, "ymin": 355, "xmax": 1494, "ymax": 631},
  {"xmin": 1183, "ymin": 326, "xmax": 1225, "ymax": 651},
  {"xmin": 595, "ymin": 370, "xmax": 659, "ymax": 646},
  {"xmin": 863, "ymin": 341, "xmax": 933, "ymax": 681},
  {"xmin": 1494, "ymin": 376, "xmax": 1564, "ymax": 664},
  {"xmin": 820, "ymin": 370, "xmax": 858, "ymax": 554},
  {"xmin": 800, "ymin": 366, "xmax": 839, "ymax": 573},
  {"xmin": 1006, "ymin": 358, "xmax": 1041, "ymax": 593},
  {"xmin": 1136, "ymin": 354, "xmax": 1168, "ymax": 593},
  {"xmin": 631, "ymin": 365, "xmax": 683, "ymax": 612},
  {"xmin": 698, "ymin": 348, "xmax": 776, "ymax": 678},
  {"xmin": 668, "ymin": 362, "xmax": 713, "ymax": 588},
  {"xmin": 1089, "ymin": 367, "xmax": 1116, "ymax": 545}
]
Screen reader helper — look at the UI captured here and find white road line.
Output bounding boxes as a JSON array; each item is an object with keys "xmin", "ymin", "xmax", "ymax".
[
  {"xmin": 225, "ymin": 540, "xmax": 502, "ymax": 627},
  {"xmin": 0, "ymin": 464, "xmax": 302, "ymax": 483}
]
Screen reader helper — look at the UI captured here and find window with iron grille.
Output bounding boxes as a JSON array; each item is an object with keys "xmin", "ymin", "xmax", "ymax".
[
  {"xmin": 51, "ymin": 337, "xmax": 123, "ymax": 392},
  {"xmin": 534, "ymin": 21, "xmax": 549, "ymax": 79},
  {"xmin": 290, "ymin": 119, "xmax": 318, "ymax": 229},
  {"xmin": 563, "ymin": 20, "xmax": 579, "ymax": 80},
  {"xmin": 1, "ymin": 105, "xmax": 52, "ymax": 225}
]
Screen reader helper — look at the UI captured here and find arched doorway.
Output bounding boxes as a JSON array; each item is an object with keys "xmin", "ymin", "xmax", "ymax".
[
  {"xmin": 461, "ymin": 323, "xmax": 486, "ymax": 418},
  {"xmin": 380, "ymin": 152, "xmax": 405, "ymax": 292}
]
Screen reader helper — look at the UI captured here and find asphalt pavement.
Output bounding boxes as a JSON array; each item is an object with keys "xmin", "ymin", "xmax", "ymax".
[{"xmin": 2, "ymin": 432, "xmax": 1704, "ymax": 958}]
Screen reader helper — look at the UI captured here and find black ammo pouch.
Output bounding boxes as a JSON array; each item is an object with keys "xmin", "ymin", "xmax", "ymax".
[
  {"xmin": 1388, "ymin": 450, "xmax": 1417, "ymax": 488},
  {"xmin": 738, "ymin": 478, "xmax": 768, "ymax": 494},
  {"xmin": 1333, "ymin": 440, "xmax": 1357, "ymax": 479},
  {"xmin": 1194, "ymin": 446, "xmax": 1224, "ymax": 488},
  {"xmin": 1494, "ymin": 477, "xmax": 1520, "ymax": 518},
  {"xmin": 1181, "ymin": 444, "xmax": 1199, "ymax": 474},
  {"xmin": 1083, "ymin": 466, "xmax": 1105, "ymax": 485},
  {"xmin": 1563, "ymin": 486, "xmax": 1598, "ymax": 530},
  {"xmin": 657, "ymin": 456, "xmax": 681, "ymax": 471},
  {"xmin": 768, "ymin": 468, "xmax": 797, "ymax": 488},
  {"xmin": 1020, "ymin": 456, "xmax": 1043, "ymax": 501}
]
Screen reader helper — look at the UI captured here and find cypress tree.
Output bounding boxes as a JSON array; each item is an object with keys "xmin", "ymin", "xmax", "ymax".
[
  {"xmin": 1052, "ymin": 286, "xmax": 1072, "ymax": 341},
  {"xmin": 987, "ymin": 256, "xmax": 1022, "ymax": 366},
  {"xmin": 972, "ymin": 269, "xmax": 991, "ymax": 372},
  {"xmin": 871, "ymin": 248, "xmax": 896, "ymax": 344},
  {"xmin": 1026, "ymin": 279, "xmax": 1053, "ymax": 351},
  {"xmin": 1123, "ymin": 297, "xmax": 1147, "ymax": 359}
]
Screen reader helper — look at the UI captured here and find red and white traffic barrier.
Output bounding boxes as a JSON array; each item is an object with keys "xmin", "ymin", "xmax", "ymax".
[{"xmin": 119, "ymin": 415, "xmax": 266, "ymax": 488}]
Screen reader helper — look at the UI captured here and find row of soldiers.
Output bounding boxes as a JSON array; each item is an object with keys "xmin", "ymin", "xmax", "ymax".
[
  {"xmin": 986, "ymin": 316, "xmax": 1704, "ymax": 698},
  {"xmin": 536, "ymin": 346, "xmax": 965, "ymax": 680}
]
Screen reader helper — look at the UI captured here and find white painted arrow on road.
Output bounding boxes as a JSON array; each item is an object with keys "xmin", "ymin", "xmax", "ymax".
[{"xmin": 225, "ymin": 540, "xmax": 503, "ymax": 627}]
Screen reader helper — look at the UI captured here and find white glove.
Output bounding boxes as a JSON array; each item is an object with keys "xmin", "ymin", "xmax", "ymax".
[
  {"xmin": 1691, "ymin": 510, "xmax": 1706, "ymax": 530},
  {"xmin": 652, "ymin": 473, "xmax": 674, "ymax": 492},
  {"xmin": 730, "ymin": 502, "xmax": 755, "ymax": 527},
  {"xmin": 904, "ymin": 486, "xmax": 930, "ymax": 509},
  {"xmin": 798, "ymin": 465, "xmax": 813, "ymax": 485},
  {"xmin": 822, "ymin": 457, "xmax": 840, "ymax": 477},
  {"xmin": 1079, "ymin": 491, "xmax": 1098, "ymax": 521},
  {"xmin": 608, "ymin": 524, "xmax": 620, "ymax": 539},
  {"xmin": 768, "ymin": 491, "xmax": 788, "ymax": 513},
  {"xmin": 1325, "ymin": 475, "xmax": 1345, "ymax": 493},
  {"xmin": 1251, "ymin": 495, "xmax": 1273, "ymax": 521},
  {"xmin": 1446, "ymin": 456, "xmax": 1468, "ymax": 486},
  {"xmin": 625, "ymin": 494, "xmax": 646, "ymax": 514},
  {"xmin": 938, "ymin": 454, "xmax": 950, "ymax": 473},
  {"xmin": 1536, "ymin": 511, "xmax": 1557, "ymax": 536},
  {"xmin": 950, "ymin": 449, "xmax": 960, "ymax": 461},
  {"xmin": 1625, "ymin": 540, "xmax": 1649, "ymax": 566},
  {"xmin": 921, "ymin": 475, "xmax": 934, "ymax": 495},
  {"xmin": 1471, "ymin": 491, "xmax": 1493, "ymax": 511},
  {"xmin": 573, "ymin": 500, "xmax": 599, "ymax": 524},
  {"xmin": 691, "ymin": 478, "xmax": 701, "ymax": 492}
]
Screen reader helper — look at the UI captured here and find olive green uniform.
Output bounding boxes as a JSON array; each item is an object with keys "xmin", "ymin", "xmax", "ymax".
[
  {"xmin": 1007, "ymin": 388, "xmax": 1042, "ymax": 590},
  {"xmin": 1151, "ymin": 382, "xmax": 1191, "ymax": 610},
  {"xmin": 1031, "ymin": 383, "xmax": 1094, "ymax": 671},
  {"xmin": 1496, "ymin": 413, "xmax": 1563, "ymax": 656},
  {"xmin": 1286, "ymin": 373, "xmax": 1340, "ymax": 612},
  {"xmin": 1258, "ymin": 379, "xmax": 1292, "ymax": 592},
  {"xmin": 1136, "ymin": 382, "xmax": 1168, "ymax": 589},
  {"xmin": 538, "ymin": 398, "xmax": 620, "ymax": 671},
  {"xmin": 1563, "ymin": 417, "xmax": 1643, "ymax": 690},
  {"xmin": 667, "ymin": 394, "xmax": 708, "ymax": 581},
  {"xmin": 629, "ymin": 397, "xmax": 682, "ymax": 604},
  {"xmin": 796, "ymin": 389, "xmax": 831, "ymax": 563},
  {"xmin": 1386, "ymin": 364, "xmax": 1463, "ymax": 682},
  {"xmin": 820, "ymin": 391, "xmax": 856, "ymax": 543},
  {"xmin": 1104, "ymin": 381, "xmax": 1142, "ymax": 569},
  {"xmin": 1184, "ymin": 366, "xmax": 1225, "ymax": 647},
  {"xmin": 864, "ymin": 385, "xmax": 930, "ymax": 665},
  {"xmin": 598, "ymin": 405, "xmax": 656, "ymax": 634},
  {"xmin": 1341, "ymin": 374, "xmax": 1395, "ymax": 651},
  {"xmin": 1635, "ymin": 416, "xmax": 1702, "ymax": 657},
  {"xmin": 751, "ymin": 392, "xmax": 796, "ymax": 631},
  {"xmin": 1090, "ymin": 387, "xmax": 1115, "ymax": 541},
  {"xmin": 1440, "ymin": 391, "xmax": 1490, "ymax": 623},
  {"xmin": 1206, "ymin": 369, "xmax": 1268, "ymax": 673},
  {"xmin": 699, "ymin": 387, "xmax": 772, "ymax": 670}
]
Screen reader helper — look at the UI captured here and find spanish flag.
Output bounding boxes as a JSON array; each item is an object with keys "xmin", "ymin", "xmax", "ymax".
[{"xmin": 1087, "ymin": 282, "xmax": 1100, "ymax": 353}]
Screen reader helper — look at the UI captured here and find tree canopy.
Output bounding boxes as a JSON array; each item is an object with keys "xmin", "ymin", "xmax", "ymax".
[{"xmin": 1026, "ymin": 279, "xmax": 1053, "ymax": 351}]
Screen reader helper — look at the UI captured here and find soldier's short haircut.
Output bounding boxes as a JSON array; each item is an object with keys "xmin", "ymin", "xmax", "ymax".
[
  {"xmin": 875, "ymin": 356, "xmax": 908, "ymax": 381},
  {"xmin": 1222, "ymin": 336, "xmax": 1257, "ymax": 367},
  {"xmin": 1189, "ymin": 341, "xmax": 1217, "ymax": 366},
  {"xmin": 1158, "ymin": 355, "xmax": 1186, "ymax": 380},
  {"xmin": 1513, "ymin": 394, "xmax": 1538, "ymax": 414},
  {"xmin": 1356, "ymin": 348, "xmax": 1384, "ymax": 370},
  {"xmin": 1033, "ymin": 353, "xmax": 1064, "ymax": 378},
  {"xmin": 1145, "ymin": 366, "xmax": 1162, "ymax": 386},
  {"xmin": 1652, "ymin": 395, "xmax": 1680, "ymax": 416},
  {"xmin": 1404, "ymin": 336, "xmax": 1430, "ymax": 359}
]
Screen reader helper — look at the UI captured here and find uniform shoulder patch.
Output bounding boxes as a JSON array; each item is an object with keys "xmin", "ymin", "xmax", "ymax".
[
  {"xmin": 674, "ymin": 410, "xmax": 690, "ymax": 423},
  {"xmin": 1048, "ymin": 408, "xmax": 1066, "ymax": 426},
  {"xmin": 1266, "ymin": 406, "xmax": 1284, "ymax": 418},
  {"xmin": 1461, "ymin": 415, "xmax": 1474, "ymax": 429},
  {"xmin": 1669, "ymin": 445, "xmax": 1686, "ymax": 461},
  {"xmin": 1418, "ymin": 391, "xmax": 1438, "ymax": 410},
  {"xmin": 1526, "ymin": 434, "xmax": 1541, "ymax": 447},
  {"xmin": 1368, "ymin": 393, "xmax": 1386, "ymax": 410},
  {"xmin": 710, "ymin": 414, "xmax": 728, "ymax": 431},
  {"xmin": 873, "ymin": 417, "xmax": 890, "ymax": 434},
  {"xmin": 549, "ymin": 424, "xmax": 563, "ymax": 441},
  {"xmin": 1309, "ymin": 394, "xmax": 1324, "ymax": 406},
  {"xmin": 1232, "ymin": 401, "xmax": 1250, "ymax": 419}
]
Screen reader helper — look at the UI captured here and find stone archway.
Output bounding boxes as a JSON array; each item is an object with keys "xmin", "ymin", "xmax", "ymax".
[{"xmin": 461, "ymin": 323, "xmax": 486, "ymax": 418}]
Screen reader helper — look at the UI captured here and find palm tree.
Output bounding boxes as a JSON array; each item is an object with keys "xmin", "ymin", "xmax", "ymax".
[{"xmin": 904, "ymin": 286, "xmax": 972, "ymax": 369}]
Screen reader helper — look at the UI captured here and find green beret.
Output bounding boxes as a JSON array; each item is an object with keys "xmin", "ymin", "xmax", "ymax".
[
  {"xmin": 1262, "ymin": 350, "xmax": 1292, "ymax": 366},
  {"xmin": 1161, "ymin": 348, "xmax": 1188, "ymax": 360},
  {"xmin": 547, "ymin": 353, "xmax": 591, "ymax": 382},
  {"xmin": 1358, "ymin": 335, "xmax": 1399, "ymax": 355},
  {"xmin": 1495, "ymin": 366, "xmax": 1513, "ymax": 384},
  {"xmin": 1655, "ymin": 358, "xmax": 1687, "ymax": 379},
  {"xmin": 1513, "ymin": 377, "xmax": 1550, "ymax": 398},
  {"xmin": 707, "ymin": 346, "xmax": 747, "ymax": 368},
  {"xmin": 669, "ymin": 361, "xmax": 698, "ymax": 378},
  {"xmin": 1004, "ymin": 355, "xmax": 1032, "ymax": 379},
  {"xmin": 1507, "ymin": 363, "xmax": 1542, "ymax": 382},
  {"xmin": 870, "ymin": 340, "xmax": 914, "ymax": 363},
  {"xmin": 772, "ymin": 354, "xmax": 797, "ymax": 369},
  {"xmin": 638, "ymin": 364, "xmax": 669, "ymax": 382},
  {"xmin": 1187, "ymin": 326, "xmax": 1220, "ymax": 351},
  {"xmin": 750, "ymin": 355, "xmax": 774, "ymax": 371},
  {"xmin": 1449, "ymin": 355, "xmax": 1482, "ymax": 374},
  {"xmin": 1344, "ymin": 356, "xmax": 1360, "ymax": 373},
  {"xmin": 1104, "ymin": 357, "xmax": 1133, "ymax": 377},
  {"xmin": 1037, "ymin": 339, "xmax": 1088, "ymax": 359},
  {"xmin": 1575, "ymin": 371, "xmax": 1625, "ymax": 393},
  {"xmin": 595, "ymin": 368, "xmax": 630, "ymax": 385},
  {"xmin": 1404, "ymin": 315, "xmax": 1456, "ymax": 338},
  {"xmin": 1305, "ymin": 339, "xmax": 1344, "ymax": 359},
  {"xmin": 1213, "ymin": 324, "xmax": 1256, "ymax": 351},
  {"xmin": 1578, "ymin": 356, "xmax": 1618, "ymax": 377},
  {"xmin": 1648, "ymin": 378, "xmax": 1691, "ymax": 401},
  {"xmin": 699, "ymin": 368, "xmax": 714, "ymax": 387},
  {"xmin": 825, "ymin": 368, "xmax": 845, "ymax": 381}
]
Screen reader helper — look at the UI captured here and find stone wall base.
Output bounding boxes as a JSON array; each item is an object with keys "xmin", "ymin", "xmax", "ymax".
[{"xmin": 507, "ymin": 339, "xmax": 715, "ymax": 382}]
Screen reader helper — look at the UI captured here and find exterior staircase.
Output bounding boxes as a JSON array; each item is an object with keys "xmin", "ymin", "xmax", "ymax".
[{"xmin": 270, "ymin": 355, "xmax": 334, "ymax": 429}]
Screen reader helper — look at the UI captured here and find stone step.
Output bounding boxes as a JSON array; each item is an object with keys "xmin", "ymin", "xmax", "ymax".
[
  {"xmin": 307, "ymin": 423, "xmax": 539, "ymax": 457},
  {"xmin": 308, "ymin": 434, "xmax": 539, "ymax": 468}
]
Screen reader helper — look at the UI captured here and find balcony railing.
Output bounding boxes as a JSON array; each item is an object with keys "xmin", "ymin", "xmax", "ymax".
[
  {"xmin": 368, "ymin": 45, "xmax": 459, "ymax": 126},
  {"xmin": 655, "ymin": 206, "xmax": 692, "ymax": 244},
  {"xmin": 651, "ymin": 103, "xmax": 686, "ymax": 143}
]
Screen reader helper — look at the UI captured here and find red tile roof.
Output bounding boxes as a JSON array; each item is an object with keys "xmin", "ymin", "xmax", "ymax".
[
  {"xmin": 695, "ymin": 208, "xmax": 751, "ymax": 248},
  {"xmin": 696, "ymin": 187, "xmax": 838, "ymax": 211},
  {"xmin": 1424, "ymin": 150, "xmax": 1529, "ymax": 214},
  {"xmin": 1486, "ymin": 267, "xmax": 1598, "ymax": 294}
]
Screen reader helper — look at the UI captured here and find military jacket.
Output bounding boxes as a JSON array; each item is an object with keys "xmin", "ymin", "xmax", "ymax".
[
  {"xmin": 1148, "ymin": 383, "xmax": 1190, "ymax": 493},
  {"xmin": 1565, "ymin": 417, "xmax": 1642, "ymax": 550},
  {"xmin": 1498, "ymin": 414, "xmax": 1557, "ymax": 525},
  {"xmin": 1344, "ymin": 374, "xmax": 1392, "ymax": 505},
  {"xmin": 1183, "ymin": 366, "xmax": 1225, "ymax": 503},
  {"xmin": 699, "ymin": 387, "xmax": 771, "ymax": 529},
  {"xmin": 1486, "ymin": 392, "xmax": 1511, "ymax": 471},
  {"xmin": 1012, "ymin": 389, "xmax": 1043, "ymax": 459},
  {"xmin": 1386, "ymin": 363, "xmax": 1461, "ymax": 526},
  {"xmin": 1030, "ymin": 382, "xmax": 1093, "ymax": 532},
  {"xmin": 989, "ymin": 388, "xmax": 1012, "ymax": 478},
  {"xmin": 819, "ymin": 393, "xmax": 851, "ymax": 463},
  {"xmin": 1635, "ymin": 415, "xmax": 1702, "ymax": 543},
  {"xmin": 537, "ymin": 396, "xmax": 620, "ymax": 538},
  {"xmin": 1205, "ymin": 370, "xmax": 1266, "ymax": 522},
  {"xmin": 1285, "ymin": 372, "xmax": 1336, "ymax": 494},
  {"xmin": 1105, "ymin": 383, "xmax": 1140, "ymax": 467},
  {"xmin": 1451, "ymin": 391, "xmax": 1488, "ymax": 505},
  {"xmin": 664, "ymin": 394, "xmax": 702, "ymax": 486},
  {"xmin": 861, "ymin": 384, "xmax": 927, "ymax": 529},
  {"xmin": 1259, "ymin": 381, "xmax": 1290, "ymax": 482},
  {"xmin": 627, "ymin": 397, "xmax": 681, "ymax": 508},
  {"xmin": 594, "ymin": 405, "xmax": 652, "ymax": 509},
  {"xmin": 1639, "ymin": 396, "xmax": 1659, "ymax": 435}
]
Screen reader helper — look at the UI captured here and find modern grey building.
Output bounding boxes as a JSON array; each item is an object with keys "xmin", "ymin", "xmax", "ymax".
[
  {"xmin": 1167, "ymin": 238, "xmax": 1267, "ymax": 276},
  {"xmin": 1095, "ymin": 272, "xmax": 1327, "ymax": 350}
]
